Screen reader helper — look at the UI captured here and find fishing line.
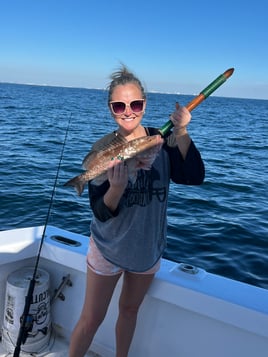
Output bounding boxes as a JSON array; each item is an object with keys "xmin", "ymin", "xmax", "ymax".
[{"xmin": 13, "ymin": 112, "xmax": 72, "ymax": 357}]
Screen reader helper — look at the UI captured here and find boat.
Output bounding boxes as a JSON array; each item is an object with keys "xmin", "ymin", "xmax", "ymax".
[{"xmin": 0, "ymin": 225, "xmax": 268, "ymax": 356}]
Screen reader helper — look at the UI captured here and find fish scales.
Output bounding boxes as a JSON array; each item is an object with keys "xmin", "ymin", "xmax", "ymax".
[{"xmin": 64, "ymin": 135, "xmax": 163, "ymax": 196}]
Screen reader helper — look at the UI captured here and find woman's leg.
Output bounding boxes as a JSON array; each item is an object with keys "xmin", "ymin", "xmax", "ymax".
[
  {"xmin": 69, "ymin": 268, "xmax": 121, "ymax": 357},
  {"xmin": 115, "ymin": 272, "xmax": 155, "ymax": 357}
]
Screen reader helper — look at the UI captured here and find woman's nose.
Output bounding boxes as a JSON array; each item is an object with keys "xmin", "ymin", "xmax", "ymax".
[{"xmin": 125, "ymin": 104, "xmax": 132, "ymax": 115}]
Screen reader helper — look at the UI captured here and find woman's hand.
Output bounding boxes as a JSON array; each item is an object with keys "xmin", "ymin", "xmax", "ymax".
[
  {"xmin": 103, "ymin": 158, "xmax": 128, "ymax": 212},
  {"xmin": 107, "ymin": 158, "xmax": 129, "ymax": 190},
  {"xmin": 170, "ymin": 102, "xmax": 191, "ymax": 136},
  {"xmin": 170, "ymin": 102, "xmax": 192, "ymax": 159},
  {"xmin": 103, "ymin": 158, "xmax": 129, "ymax": 213}
]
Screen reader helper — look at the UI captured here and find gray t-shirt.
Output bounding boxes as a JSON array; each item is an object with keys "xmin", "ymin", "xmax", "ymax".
[
  {"xmin": 88, "ymin": 127, "xmax": 205, "ymax": 272},
  {"xmin": 90, "ymin": 147, "xmax": 170, "ymax": 272}
]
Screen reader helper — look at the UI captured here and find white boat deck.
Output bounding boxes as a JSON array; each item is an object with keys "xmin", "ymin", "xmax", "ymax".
[
  {"xmin": 0, "ymin": 335, "xmax": 101, "ymax": 357},
  {"xmin": 1, "ymin": 225, "xmax": 268, "ymax": 357}
]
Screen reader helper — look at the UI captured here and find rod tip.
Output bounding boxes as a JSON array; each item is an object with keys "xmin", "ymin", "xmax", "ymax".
[{"xmin": 224, "ymin": 68, "xmax": 235, "ymax": 78}]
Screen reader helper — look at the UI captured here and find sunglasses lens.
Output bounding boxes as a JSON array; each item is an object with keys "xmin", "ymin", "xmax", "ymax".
[
  {"xmin": 111, "ymin": 102, "xmax": 126, "ymax": 114},
  {"xmin": 111, "ymin": 100, "xmax": 144, "ymax": 115},
  {"xmin": 130, "ymin": 100, "xmax": 144, "ymax": 113}
]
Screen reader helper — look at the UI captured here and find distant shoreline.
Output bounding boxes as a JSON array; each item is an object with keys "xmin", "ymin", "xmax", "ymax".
[{"xmin": 0, "ymin": 81, "xmax": 267, "ymax": 101}]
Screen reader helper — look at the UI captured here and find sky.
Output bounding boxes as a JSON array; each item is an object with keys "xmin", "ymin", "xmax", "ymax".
[{"xmin": 0, "ymin": 0, "xmax": 267, "ymax": 100}]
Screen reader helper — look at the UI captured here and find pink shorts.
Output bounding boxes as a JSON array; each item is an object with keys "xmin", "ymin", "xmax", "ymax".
[{"xmin": 87, "ymin": 238, "xmax": 161, "ymax": 276}]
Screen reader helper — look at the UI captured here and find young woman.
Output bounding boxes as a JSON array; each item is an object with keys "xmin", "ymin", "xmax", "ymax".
[{"xmin": 69, "ymin": 65, "xmax": 205, "ymax": 357}]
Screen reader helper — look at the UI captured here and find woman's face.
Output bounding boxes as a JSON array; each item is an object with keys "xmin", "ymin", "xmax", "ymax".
[{"xmin": 109, "ymin": 83, "xmax": 146, "ymax": 136}]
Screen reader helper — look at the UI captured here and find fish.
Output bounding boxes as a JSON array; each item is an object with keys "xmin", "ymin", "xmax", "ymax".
[{"xmin": 64, "ymin": 134, "xmax": 163, "ymax": 196}]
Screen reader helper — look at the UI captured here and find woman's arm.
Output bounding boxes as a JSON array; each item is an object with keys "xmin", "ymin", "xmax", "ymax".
[
  {"xmin": 88, "ymin": 159, "xmax": 128, "ymax": 222},
  {"xmin": 166, "ymin": 103, "xmax": 205, "ymax": 184},
  {"xmin": 165, "ymin": 141, "xmax": 205, "ymax": 185}
]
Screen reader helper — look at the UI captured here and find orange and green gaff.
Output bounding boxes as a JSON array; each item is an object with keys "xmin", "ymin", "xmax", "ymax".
[{"xmin": 158, "ymin": 68, "xmax": 234, "ymax": 136}]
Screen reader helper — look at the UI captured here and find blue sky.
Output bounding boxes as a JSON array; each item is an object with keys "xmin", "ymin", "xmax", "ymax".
[{"xmin": 0, "ymin": 0, "xmax": 267, "ymax": 99}]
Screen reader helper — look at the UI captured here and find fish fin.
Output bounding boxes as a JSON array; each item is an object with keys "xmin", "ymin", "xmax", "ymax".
[
  {"xmin": 90, "ymin": 173, "xmax": 107, "ymax": 186},
  {"xmin": 64, "ymin": 175, "xmax": 85, "ymax": 196},
  {"xmin": 94, "ymin": 133, "xmax": 127, "ymax": 151},
  {"xmin": 135, "ymin": 157, "xmax": 155, "ymax": 170},
  {"xmin": 135, "ymin": 142, "xmax": 162, "ymax": 170}
]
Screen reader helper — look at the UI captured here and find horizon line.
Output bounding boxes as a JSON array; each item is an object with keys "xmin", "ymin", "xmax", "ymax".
[{"xmin": 0, "ymin": 80, "xmax": 267, "ymax": 101}]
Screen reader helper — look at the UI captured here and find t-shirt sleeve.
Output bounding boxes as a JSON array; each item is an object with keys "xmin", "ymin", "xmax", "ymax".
[
  {"xmin": 165, "ymin": 140, "xmax": 205, "ymax": 184},
  {"xmin": 88, "ymin": 180, "xmax": 120, "ymax": 222},
  {"xmin": 148, "ymin": 127, "xmax": 205, "ymax": 185}
]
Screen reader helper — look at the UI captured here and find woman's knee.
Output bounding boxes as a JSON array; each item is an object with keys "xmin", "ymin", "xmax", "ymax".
[
  {"xmin": 118, "ymin": 300, "xmax": 140, "ymax": 320},
  {"xmin": 79, "ymin": 310, "xmax": 106, "ymax": 334}
]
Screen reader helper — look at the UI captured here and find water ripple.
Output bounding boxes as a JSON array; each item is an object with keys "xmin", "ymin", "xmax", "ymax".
[{"xmin": 1, "ymin": 83, "xmax": 267, "ymax": 289}]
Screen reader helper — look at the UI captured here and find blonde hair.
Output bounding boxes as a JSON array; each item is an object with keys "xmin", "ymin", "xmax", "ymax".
[{"xmin": 107, "ymin": 64, "xmax": 146, "ymax": 103}]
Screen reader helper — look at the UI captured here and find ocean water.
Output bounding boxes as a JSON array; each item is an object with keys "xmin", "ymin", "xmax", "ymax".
[{"xmin": 0, "ymin": 83, "xmax": 267, "ymax": 289}]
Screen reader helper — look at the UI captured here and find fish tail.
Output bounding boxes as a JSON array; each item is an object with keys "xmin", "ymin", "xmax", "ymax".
[{"xmin": 64, "ymin": 175, "xmax": 85, "ymax": 196}]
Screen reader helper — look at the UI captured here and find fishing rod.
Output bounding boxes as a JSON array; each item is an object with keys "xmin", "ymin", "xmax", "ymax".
[
  {"xmin": 13, "ymin": 113, "xmax": 72, "ymax": 357},
  {"xmin": 159, "ymin": 68, "xmax": 234, "ymax": 136}
]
